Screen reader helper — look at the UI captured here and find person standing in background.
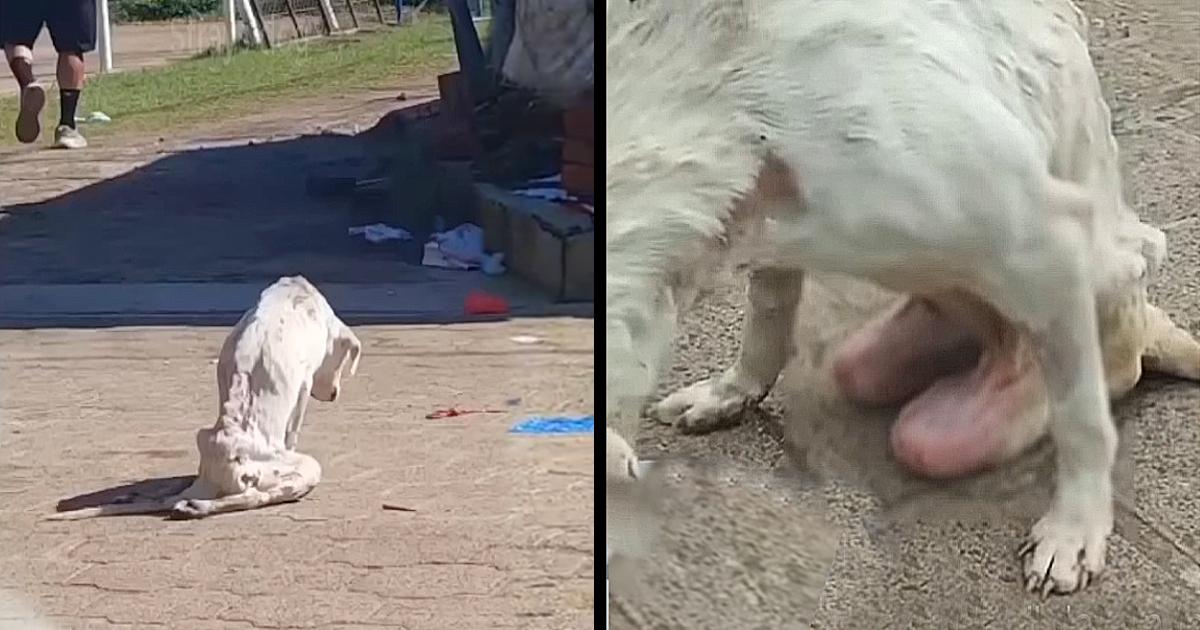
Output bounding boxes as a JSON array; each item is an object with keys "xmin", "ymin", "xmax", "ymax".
[{"xmin": 0, "ymin": 0, "xmax": 96, "ymax": 149}]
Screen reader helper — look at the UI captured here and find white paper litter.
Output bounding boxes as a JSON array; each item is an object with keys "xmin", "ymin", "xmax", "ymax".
[
  {"xmin": 421, "ymin": 223, "xmax": 506, "ymax": 275},
  {"xmin": 349, "ymin": 223, "xmax": 413, "ymax": 243},
  {"xmin": 511, "ymin": 186, "xmax": 570, "ymax": 201},
  {"xmin": 75, "ymin": 111, "xmax": 112, "ymax": 124}
]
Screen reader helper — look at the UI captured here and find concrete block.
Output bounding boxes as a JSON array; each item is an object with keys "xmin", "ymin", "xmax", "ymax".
[{"xmin": 476, "ymin": 184, "xmax": 594, "ymax": 302}]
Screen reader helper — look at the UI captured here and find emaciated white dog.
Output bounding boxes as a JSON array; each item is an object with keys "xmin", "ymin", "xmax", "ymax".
[
  {"xmin": 48, "ymin": 275, "xmax": 362, "ymax": 520},
  {"xmin": 606, "ymin": 0, "xmax": 1199, "ymax": 595}
]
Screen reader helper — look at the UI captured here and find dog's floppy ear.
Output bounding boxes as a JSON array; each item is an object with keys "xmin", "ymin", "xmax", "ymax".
[{"xmin": 338, "ymin": 325, "xmax": 362, "ymax": 376}]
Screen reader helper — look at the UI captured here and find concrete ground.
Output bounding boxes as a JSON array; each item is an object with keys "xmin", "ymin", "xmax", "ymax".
[
  {"xmin": 0, "ymin": 321, "xmax": 594, "ymax": 629},
  {"xmin": 0, "ymin": 65, "xmax": 594, "ymax": 628},
  {"xmin": 611, "ymin": 0, "xmax": 1200, "ymax": 627}
]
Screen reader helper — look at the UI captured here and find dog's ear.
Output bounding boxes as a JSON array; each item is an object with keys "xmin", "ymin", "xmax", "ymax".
[{"xmin": 338, "ymin": 325, "xmax": 362, "ymax": 376}]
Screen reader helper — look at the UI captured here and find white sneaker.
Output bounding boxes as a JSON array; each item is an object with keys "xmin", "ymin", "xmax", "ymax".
[
  {"xmin": 16, "ymin": 82, "xmax": 46, "ymax": 143},
  {"xmin": 52, "ymin": 125, "xmax": 88, "ymax": 149}
]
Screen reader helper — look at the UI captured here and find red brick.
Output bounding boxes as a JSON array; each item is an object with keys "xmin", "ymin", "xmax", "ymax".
[
  {"xmin": 437, "ymin": 71, "xmax": 474, "ymax": 121},
  {"xmin": 562, "ymin": 163, "xmax": 594, "ymax": 197},
  {"xmin": 562, "ymin": 139, "xmax": 594, "ymax": 166},
  {"xmin": 429, "ymin": 116, "xmax": 481, "ymax": 160},
  {"xmin": 563, "ymin": 106, "xmax": 594, "ymax": 141}
]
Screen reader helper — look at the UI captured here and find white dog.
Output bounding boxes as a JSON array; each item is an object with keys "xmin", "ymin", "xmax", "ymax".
[
  {"xmin": 47, "ymin": 276, "xmax": 361, "ymax": 520},
  {"xmin": 606, "ymin": 0, "xmax": 1198, "ymax": 595}
]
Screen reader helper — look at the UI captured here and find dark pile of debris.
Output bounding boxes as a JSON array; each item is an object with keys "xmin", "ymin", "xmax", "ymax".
[{"xmin": 307, "ymin": 0, "xmax": 593, "ymax": 302}]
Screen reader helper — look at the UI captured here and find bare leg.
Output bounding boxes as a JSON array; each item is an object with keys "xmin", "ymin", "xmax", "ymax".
[
  {"xmin": 4, "ymin": 45, "xmax": 36, "ymax": 87},
  {"xmin": 5, "ymin": 45, "xmax": 44, "ymax": 143},
  {"xmin": 56, "ymin": 52, "xmax": 85, "ymax": 90},
  {"xmin": 655, "ymin": 268, "xmax": 803, "ymax": 432},
  {"xmin": 52, "ymin": 52, "xmax": 88, "ymax": 148}
]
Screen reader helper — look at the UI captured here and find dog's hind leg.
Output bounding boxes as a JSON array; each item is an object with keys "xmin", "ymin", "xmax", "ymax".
[
  {"xmin": 655, "ymin": 268, "xmax": 803, "ymax": 432},
  {"xmin": 1141, "ymin": 303, "xmax": 1200, "ymax": 381},
  {"xmin": 171, "ymin": 453, "xmax": 321, "ymax": 519}
]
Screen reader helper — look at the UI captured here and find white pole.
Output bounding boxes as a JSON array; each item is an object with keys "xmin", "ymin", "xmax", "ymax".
[
  {"xmin": 97, "ymin": 0, "xmax": 114, "ymax": 73},
  {"xmin": 238, "ymin": 0, "xmax": 264, "ymax": 46},
  {"xmin": 226, "ymin": 0, "xmax": 238, "ymax": 46},
  {"xmin": 319, "ymin": 0, "xmax": 341, "ymax": 31}
]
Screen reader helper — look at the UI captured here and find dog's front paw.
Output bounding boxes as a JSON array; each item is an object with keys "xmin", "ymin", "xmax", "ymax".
[
  {"xmin": 607, "ymin": 428, "xmax": 640, "ymax": 485},
  {"xmin": 653, "ymin": 377, "xmax": 763, "ymax": 433},
  {"xmin": 1019, "ymin": 511, "xmax": 1110, "ymax": 596},
  {"xmin": 170, "ymin": 499, "xmax": 211, "ymax": 520}
]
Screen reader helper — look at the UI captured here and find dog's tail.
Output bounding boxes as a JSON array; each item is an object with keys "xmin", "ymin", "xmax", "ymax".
[
  {"xmin": 1142, "ymin": 303, "xmax": 1200, "ymax": 382},
  {"xmin": 43, "ymin": 499, "xmax": 178, "ymax": 521}
]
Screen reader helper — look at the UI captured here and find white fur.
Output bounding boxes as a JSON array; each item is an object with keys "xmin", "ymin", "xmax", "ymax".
[
  {"xmin": 47, "ymin": 275, "xmax": 361, "ymax": 520},
  {"xmin": 606, "ymin": 0, "xmax": 1193, "ymax": 595}
]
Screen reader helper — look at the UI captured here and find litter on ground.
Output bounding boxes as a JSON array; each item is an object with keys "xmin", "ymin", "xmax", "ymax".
[
  {"xmin": 421, "ymin": 223, "xmax": 506, "ymax": 275},
  {"xmin": 348, "ymin": 223, "xmax": 413, "ymax": 243},
  {"xmin": 509, "ymin": 415, "xmax": 594, "ymax": 435}
]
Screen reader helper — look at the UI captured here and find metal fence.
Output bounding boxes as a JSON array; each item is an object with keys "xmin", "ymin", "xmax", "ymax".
[{"xmin": 251, "ymin": 0, "xmax": 392, "ymax": 44}]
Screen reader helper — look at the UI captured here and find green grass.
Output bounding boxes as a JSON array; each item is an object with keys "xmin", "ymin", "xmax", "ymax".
[{"xmin": 0, "ymin": 20, "xmax": 456, "ymax": 144}]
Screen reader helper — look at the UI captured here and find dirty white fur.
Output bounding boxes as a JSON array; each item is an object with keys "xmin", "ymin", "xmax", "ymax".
[
  {"xmin": 607, "ymin": 0, "xmax": 1197, "ymax": 595},
  {"xmin": 47, "ymin": 275, "xmax": 361, "ymax": 520}
]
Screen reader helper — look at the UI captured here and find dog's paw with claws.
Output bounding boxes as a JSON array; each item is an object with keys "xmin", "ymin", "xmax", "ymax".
[
  {"xmin": 170, "ymin": 499, "xmax": 211, "ymax": 520},
  {"xmin": 653, "ymin": 377, "xmax": 764, "ymax": 433},
  {"xmin": 1018, "ymin": 511, "xmax": 1110, "ymax": 596},
  {"xmin": 606, "ymin": 427, "xmax": 640, "ymax": 485}
]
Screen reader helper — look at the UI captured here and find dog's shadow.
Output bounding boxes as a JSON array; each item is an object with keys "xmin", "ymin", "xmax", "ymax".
[{"xmin": 54, "ymin": 475, "xmax": 196, "ymax": 514}]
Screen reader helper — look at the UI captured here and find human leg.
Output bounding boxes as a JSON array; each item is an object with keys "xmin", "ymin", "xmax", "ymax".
[
  {"xmin": 1, "ymin": 1, "xmax": 48, "ymax": 142},
  {"xmin": 47, "ymin": 0, "xmax": 96, "ymax": 148}
]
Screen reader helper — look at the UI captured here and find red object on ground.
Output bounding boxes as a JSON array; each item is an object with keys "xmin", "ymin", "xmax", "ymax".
[
  {"xmin": 465, "ymin": 291, "xmax": 510, "ymax": 316},
  {"xmin": 425, "ymin": 407, "xmax": 503, "ymax": 419}
]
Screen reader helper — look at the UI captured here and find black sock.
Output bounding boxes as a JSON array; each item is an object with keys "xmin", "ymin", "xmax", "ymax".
[{"xmin": 59, "ymin": 89, "xmax": 81, "ymax": 128}]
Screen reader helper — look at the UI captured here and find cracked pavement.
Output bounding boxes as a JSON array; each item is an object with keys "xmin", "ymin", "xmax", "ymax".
[{"xmin": 0, "ymin": 321, "xmax": 594, "ymax": 629}]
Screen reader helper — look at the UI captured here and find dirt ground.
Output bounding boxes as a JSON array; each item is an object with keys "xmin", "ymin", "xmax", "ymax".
[
  {"xmin": 611, "ymin": 0, "xmax": 1200, "ymax": 628},
  {"xmin": 0, "ymin": 40, "xmax": 594, "ymax": 630}
]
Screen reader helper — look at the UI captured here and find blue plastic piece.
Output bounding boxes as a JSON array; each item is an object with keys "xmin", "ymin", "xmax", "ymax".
[{"xmin": 510, "ymin": 415, "xmax": 594, "ymax": 435}]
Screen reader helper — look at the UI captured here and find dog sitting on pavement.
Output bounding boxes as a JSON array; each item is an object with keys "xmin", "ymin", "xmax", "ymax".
[{"xmin": 47, "ymin": 275, "xmax": 361, "ymax": 520}]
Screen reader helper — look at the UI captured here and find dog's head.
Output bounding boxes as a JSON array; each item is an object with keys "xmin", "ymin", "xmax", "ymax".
[{"xmin": 311, "ymin": 322, "xmax": 362, "ymax": 402}]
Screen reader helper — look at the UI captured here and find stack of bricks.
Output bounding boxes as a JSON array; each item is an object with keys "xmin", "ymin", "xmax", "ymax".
[
  {"xmin": 562, "ymin": 100, "xmax": 595, "ymax": 205},
  {"xmin": 429, "ymin": 71, "xmax": 482, "ymax": 160}
]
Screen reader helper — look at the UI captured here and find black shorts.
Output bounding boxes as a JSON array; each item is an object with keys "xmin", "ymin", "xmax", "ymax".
[{"xmin": 0, "ymin": 0, "xmax": 97, "ymax": 54}]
